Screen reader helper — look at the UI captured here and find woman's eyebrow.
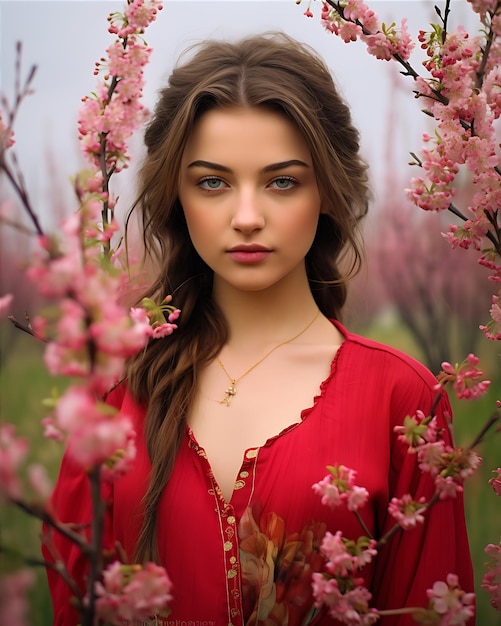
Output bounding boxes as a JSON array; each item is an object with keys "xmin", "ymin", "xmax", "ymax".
[
  {"xmin": 187, "ymin": 160, "xmax": 231, "ymax": 172},
  {"xmin": 186, "ymin": 159, "xmax": 311, "ymax": 173}
]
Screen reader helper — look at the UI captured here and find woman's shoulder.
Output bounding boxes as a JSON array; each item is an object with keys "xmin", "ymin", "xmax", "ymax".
[{"xmin": 331, "ymin": 319, "xmax": 441, "ymax": 390}]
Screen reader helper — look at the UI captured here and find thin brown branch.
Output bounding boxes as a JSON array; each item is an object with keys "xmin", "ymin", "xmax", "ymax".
[
  {"xmin": 467, "ymin": 411, "xmax": 501, "ymax": 450},
  {"xmin": 1, "ymin": 160, "xmax": 44, "ymax": 237},
  {"xmin": 10, "ymin": 499, "xmax": 91, "ymax": 554},
  {"xmin": 82, "ymin": 465, "xmax": 106, "ymax": 626},
  {"xmin": 8, "ymin": 315, "xmax": 46, "ymax": 342}
]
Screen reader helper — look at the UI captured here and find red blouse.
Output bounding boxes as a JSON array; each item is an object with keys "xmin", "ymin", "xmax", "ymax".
[{"xmin": 44, "ymin": 321, "xmax": 474, "ymax": 625}]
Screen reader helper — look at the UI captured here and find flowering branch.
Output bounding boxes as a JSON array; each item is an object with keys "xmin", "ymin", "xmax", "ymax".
[
  {"xmin": 0, "ymin": 1, "xmax": 176, "ymax": 624},
  {"xmin": 302, "ymin": 0, "xmax": 501, "ymax": 305},
  {"xmin": 0, "ymin": 43, "xmax": 43, "ymax": 238}
]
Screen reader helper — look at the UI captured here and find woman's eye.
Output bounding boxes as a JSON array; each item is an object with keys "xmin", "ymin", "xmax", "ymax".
[
  {"xmin": 198, "ymin": 177, "xmax": 226, "ymax": 190},
  {"xmin": 270, "ymin": 177, "xmax": 297, "ymax": 190}
]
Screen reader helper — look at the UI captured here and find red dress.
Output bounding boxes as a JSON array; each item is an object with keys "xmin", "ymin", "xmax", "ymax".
[{"xmin": 44, "ymin": 321, "xmax": 474, "ymax": 625}]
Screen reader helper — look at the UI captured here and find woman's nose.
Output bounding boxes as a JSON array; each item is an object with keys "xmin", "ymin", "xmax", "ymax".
[{"xmin": 230, "ymin": 190, "xmax": 265, "ymax": 233}]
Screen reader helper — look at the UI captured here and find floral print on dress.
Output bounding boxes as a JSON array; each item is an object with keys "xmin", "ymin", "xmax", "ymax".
[{"xmin": 238, "ymin": 506, "xmax": 327, "ymax": 625}]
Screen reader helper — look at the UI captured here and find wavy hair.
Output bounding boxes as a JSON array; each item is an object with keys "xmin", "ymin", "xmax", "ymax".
[{"xmin": 125, "ymin": 32, "xmax": 371, "ymax": 563}]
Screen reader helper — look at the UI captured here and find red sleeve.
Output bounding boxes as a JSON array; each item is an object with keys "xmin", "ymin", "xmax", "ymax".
[
  {"xmin": 372, "ymin": 388, "xmax": 475, "ymax": 625},
  {"xmin": 43, "ymin": 383, "xmax": 126, "ymax": 626}
]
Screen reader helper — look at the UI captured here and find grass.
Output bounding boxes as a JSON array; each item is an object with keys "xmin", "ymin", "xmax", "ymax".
[
  {"xmin": 1, "ymin": 327, "xmax": 65, "ymax": 626},
  {"xmin": 1, "ymin": 319, "xmax": 500, "ymax": 625}
]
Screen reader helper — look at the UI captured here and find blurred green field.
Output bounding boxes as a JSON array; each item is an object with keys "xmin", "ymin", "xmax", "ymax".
[{"xmin": 1, "ymin": 320, "xmax": 500, "ymax": 625}]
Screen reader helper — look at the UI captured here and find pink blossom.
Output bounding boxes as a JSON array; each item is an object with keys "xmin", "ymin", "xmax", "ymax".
[
  {"xmin": 427, "ymin": 573, "xmax": 475, "ymax": 624},
  {"xmin": 343, "ymin": 0, "xmax": 379, "ymax": 32},
  {"xmin": 41, "ymin": 417, "xmax": 64, "ymax": 443},
  {"xmin": 89, "ymin": 305, "xmax": 150, "ymax": 357},
  {"xmin": 483, "ymin": 63, "xmax": 501, "ymax": 119},
  {"xmin": 480, "ymin": 294, "xmax": 501, "ymax": 340},
  {"xmin": 79, "ymin": 19, "xmax": 156, "ymax": 173},
  {"xmin": 321, "ymin": 531, "xmax": 357, "ymax": 577},
  {"xmin": 338, "ymin": 21, "xmax": 363, "ymax": 43},
  {"xmin": 438, "ymin": 353, "xmax": 491, "ymax": 400},
  {"xmin": 434, "ymin": 475, "xmax": 464, "ymax": 500},
  {"xmin": 0, "ymin": 569, "xmax": 35, "ymax": 626},
  {"xmin": 55, "ymin": 385, "xmax": 106, "ymax": 434},
  {"xmin": 467, "ymin": 0, "xmax": 499, "ymax": 20},
  {"xmin": 0, "ymin": 425, "xmax": 28, "ymax": 501},
  {"xmin": 312, "ymin": 572, "xmax": 378, "ymax": 625},
  {"xmin": 0, "ymin": 110, "xmax": 15, "ymax": 150},
  {"xmin": 66, "ymin": 414, "xmax": 135, "ymax": 470},
  {"xmin": 55, "ymin": 299, "xmax": 87, "ymax": 350},
  {"xmin": 417, "ymin": 440, "xmax": 448, "ymax": 475},
  {"xmin": 363, "ymin": 32, "xmax": 394, "ymax": 61},
  {"xmin": 0, "ymin": 293, "xmax": 13, "ymax": 315},
  {"xmin": 94, "ymin": 561, "xmax": 172, "ymax": 624},
  {"xmin": 482, "ymin": 541, "xmax": 501, "ymax": 610},
  {"xmin": 417, "ymin": 441, "xmax": 481, "ymax": 497},
  {"xmin": 313, "ymin": 464, "xmax": 369, "ymax": 511},
  {"xmin": 388, "ymin": 494, "xmax": 427, "ymax": 529},
  {"xmin": 489, "ymin": 468, "xmax": 501, "ymax": 496},
  {"xmin": 26, "ymin": 246, "xmax": 83, "ymax": 298},
  {"xmin": 151, "ymin": 322, "xmax": 177, "ymax": 338},
  {"xmin": 394, "ymin": 411, "xmax": 439, "ymax": 450},
  {"xmin": 100, "ymin": 426, "xmax": 137, "ymax": 482},
  {"xmin": 27, "ymin": 463, "xmax": 52, "ymax": 501},
  {"xmin": 321, "ymin": 531, "xmax": 377, "ymax": 578},
  {"xmin": 54, "ymin": 385, "xmax": 137, "ymax": 472}
]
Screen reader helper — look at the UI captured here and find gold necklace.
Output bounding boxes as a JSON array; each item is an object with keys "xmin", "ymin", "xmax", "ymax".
[{"xmin": 217, "ymin": 309, "xmax": 321, "ymax": 407}]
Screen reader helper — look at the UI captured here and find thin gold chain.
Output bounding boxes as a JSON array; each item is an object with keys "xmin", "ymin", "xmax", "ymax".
[{"xmin": 217, "ymin": 309, "xmax": 320, "ymax": 406}]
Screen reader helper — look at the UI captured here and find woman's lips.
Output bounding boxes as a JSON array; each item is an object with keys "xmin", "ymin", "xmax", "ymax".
[{"xmin": 227, "ymin": 245, "xmax": 272, "ymax": 264}]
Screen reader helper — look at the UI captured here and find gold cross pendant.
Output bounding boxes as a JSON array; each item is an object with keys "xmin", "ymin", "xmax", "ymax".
[{"xmin": 220, "ymin": 382, "xmax": 237, "ymax": 407}]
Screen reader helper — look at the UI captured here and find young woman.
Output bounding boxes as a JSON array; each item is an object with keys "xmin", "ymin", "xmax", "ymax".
[{"xmin": 46, "ymin": 33, "xmax": 474, "ymax": 625}]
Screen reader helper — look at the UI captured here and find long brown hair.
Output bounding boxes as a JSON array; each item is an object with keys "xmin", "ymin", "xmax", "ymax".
[{"xmin": 125, "ymin": 33, "xmax": 371, "ymax": 563}]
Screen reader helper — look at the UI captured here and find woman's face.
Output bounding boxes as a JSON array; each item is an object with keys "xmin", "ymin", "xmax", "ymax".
[{"xmin": 178, "ymin": 106, "xmax": 322, "ymax": 296}]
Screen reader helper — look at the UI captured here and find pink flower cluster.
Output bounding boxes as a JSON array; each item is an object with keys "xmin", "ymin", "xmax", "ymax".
[
  {"xmin": 131, "ymin": 295, "xmax": 180, "ymax": 339},
  {"xmin": 0, "ymin": 424, "xmax": 52, "ymax": 503},
  {"xmin": 22, "ymin": 183, "xmax": 177, "ymax": 473},
  {"xmin": 306, "ymin": 1, "xmax": 501, "ymax": 332},
  {"xmin": 482, "ymin": 541, "xmax": 501, "ymax": 610},
  {"xmin": 78, "ymin": 1, "xmax": 163, "ymax": 173},
  {"xmin": 26, "ymin": 205, "xmax": 151, "ymax": 397},
  {"xmin": 480, "ymin": 292, "xmax": 501, "ymax": 340},
  {"xmin": 420, "ymin": 443, "xmax": 482, "ymax": 499},
  {"xmin": 319, "ymin": 1, "xmax": 414, "ymax": 60},
  {"xmin": 45, "ymin": 385, "xmax": 136, "ymax": 474},
  {"xmin": 426, "ymin": 574, "xmax": 476, "ymax": 624},
  {"xmin": 0, "ymin": 569, "xmax": 35, "ymax": 626},
  {"xmin": 108, "ymin": 0, "xmax": 163, "ymax": 37},
  {"xmin": 394, "ymin": 409, "xmax": 439, "ymax": 451},
  {"xmin": 312, "ymin": 531, "xmax": 378, "ymax": 626},
  {"xmin": 0, "ymin": 424, "xmax": 28, "ymax": 501},
  {"xmin": 312, "ymin": 464, "xmax": 369, "ymax": 512},
  {"xmin": 312, "ymin": 573, "xmax": 379, "ymax": 625},
  {"xmin": 0, "ymin": 293, "xmax": 13, "ymax": 315},
  {"xmin": 321, "ymin": 532, "xmax": 378, "ymax": 577},
  {"xmin": 94, "ymin": 561, "xmax": 173, "ymax": 625},
  {"xmin": 312, "ymin": 455, "xmax": 478, "ymax": 622},
  {"xmin": 395, "ymin": 407, "xmax": 482, "ymax": 500},
  {"xmin": 0, "ymin": 110, "xmax": 15, "ymax": 151},
  {"xmin": 387, "ymin": 494, "xmax": 427, "ymax": 529},
  {"xmin": 438, "ymin": 353, "xmax": 491, "ymax": 400},
  {"xmin": 489, "ymin": 468, "xmax": 501, "ymax": 496},
  {"xmin": 406, "ymin": 14, "xmax": 501, "ymax": 293}
]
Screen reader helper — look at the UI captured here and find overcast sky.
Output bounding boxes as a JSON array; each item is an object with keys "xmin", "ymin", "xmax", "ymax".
[{"xmin": 0, "ymin": 1, "xmax": 480, "ymax": 227}]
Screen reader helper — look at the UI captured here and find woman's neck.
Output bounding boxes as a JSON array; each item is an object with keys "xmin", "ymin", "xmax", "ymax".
[{"xmin": 212, "ymin": 281, "xmax": 321, "ymax": 350}]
